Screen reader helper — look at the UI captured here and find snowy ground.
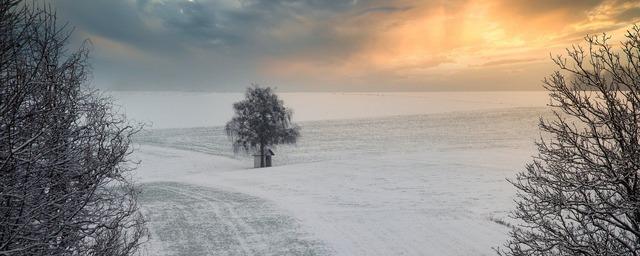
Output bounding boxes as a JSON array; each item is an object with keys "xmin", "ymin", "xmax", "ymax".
[
  {"xmin": 139, "ymin": 181, "xmax": 330, "ymax": 256},
  {"xmin": 131, "ymin": 106, "xmax": 551, "ymax": 255},
  {"xmin": 111, "ymin": 91, "xmax": 549, "ymax": 129}
]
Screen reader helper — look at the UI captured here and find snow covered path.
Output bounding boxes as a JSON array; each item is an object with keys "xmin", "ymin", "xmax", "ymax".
[
  {"xmin": 139, "ymin": 182, "xmax": 330, "ymax": 256},
  {"xmin": 133, "ymin": 144, "xmax": 532, "ymax": 255}
]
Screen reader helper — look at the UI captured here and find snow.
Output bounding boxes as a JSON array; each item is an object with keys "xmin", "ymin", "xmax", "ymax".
[
  {"xmin": 134, "ymin": 145, "xmax": 529, "ymax": 255},
  {"xmin": 130, "ymin": 103, "xmax": 551, "ymax": 255},
  {"xmin": 110, "ymin": 91, "xmax": 549, "ymax": 129},
  {"xmin": 138, "ymin": 181, "xmax": 330, "ymax": 256}
]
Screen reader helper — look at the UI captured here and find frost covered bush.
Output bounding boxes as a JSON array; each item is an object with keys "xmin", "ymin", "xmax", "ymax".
[
  {"xmin": 501, "ymin": 25, "xmax": 640, "ymax": 255},
  {"xmin": 225, "ymin": 85, "xmax": 300, "ymax": 167},
  {"xmin": 0, "ymin": 1, "xmax": 147, "ymax": 255}
]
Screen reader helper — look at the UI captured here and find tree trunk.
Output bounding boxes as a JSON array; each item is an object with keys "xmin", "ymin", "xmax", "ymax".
[{"xmin": 260, "ymin": 143, "xmax": 265, "ymax": 168}]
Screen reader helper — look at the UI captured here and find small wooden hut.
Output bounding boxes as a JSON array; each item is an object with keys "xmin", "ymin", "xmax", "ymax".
[{"xmin": 253, "ymin": 148, "xmax": 275, "ymax": 168}]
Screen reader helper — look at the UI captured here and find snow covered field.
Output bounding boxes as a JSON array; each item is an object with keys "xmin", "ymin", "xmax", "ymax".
[
  {"xmin": 122, "ymin": 92, "xmax": 552, "ymax": 255},
  {"xmin": 111, "ymin": 91, "xmax": 549, "ymax": 128}
]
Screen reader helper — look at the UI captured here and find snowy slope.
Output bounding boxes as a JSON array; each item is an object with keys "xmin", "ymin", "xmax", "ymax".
[
  {"xmin": 134, "ymin": 146, "xmax": 531, "ymax": 255},
  {"xmin": 130, "ymin": 105, "xmax": 548, "ymax": 255}
]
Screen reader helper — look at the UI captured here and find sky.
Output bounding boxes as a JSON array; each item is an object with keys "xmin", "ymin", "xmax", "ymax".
[{"xmin": 53, "ymin": 0, "xmax": 640, "ymax": 92}]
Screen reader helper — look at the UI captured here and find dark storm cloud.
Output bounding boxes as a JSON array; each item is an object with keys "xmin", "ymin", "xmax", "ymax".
[
  {"xmin": 57, "ymin": 0, "xmax": 361, "ymax": 52},
  {"xmin": 56, "ymin": 0, "xmax": 161, "ymax": 51},
  {"xmin": 51, "ymin": 0, "xmax": 370, "ymax": 90}
]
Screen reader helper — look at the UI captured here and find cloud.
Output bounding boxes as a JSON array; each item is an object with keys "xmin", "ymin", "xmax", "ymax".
[
  {"xmin": 471, "ymin": 58, "xmax": 544, "ymax": 67},
  {"xmin": 49, "ymin": 0, "xmax": 640, "ymax": 91},
  {"xmin": 356, "ymin": 5, "xmax": 412, "ymax": 16}
]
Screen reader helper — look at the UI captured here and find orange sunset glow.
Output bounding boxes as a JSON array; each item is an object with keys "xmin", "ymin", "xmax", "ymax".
[{"xmin": 54, "ymin": 0, "xmax": 640, "ymax": 91}]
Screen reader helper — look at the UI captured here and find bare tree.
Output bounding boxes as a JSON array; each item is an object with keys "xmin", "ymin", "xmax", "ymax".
[
  {"xmin": 225, "ymin": 85, "xmax": 300, "ymax": 167},
  {"xmin": 500, "ymin": 25, "xmax": 640, "ymax": 255},
  {"xmin": 0, "ymin": 1, "xmax": 147, "ymax": 255}
]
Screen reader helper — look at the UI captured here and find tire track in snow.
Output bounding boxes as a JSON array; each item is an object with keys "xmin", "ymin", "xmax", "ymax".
[
  {"xmin": 153, "ymin": 185, "xmax": 255, "ymax": 256},
  {"xmin": 139, "ymin": 182, "xmax": 332, "ymax": 256},
  {"xmin": 159, "ymin": 184, "xmax": 287, "ymax": 255}
]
